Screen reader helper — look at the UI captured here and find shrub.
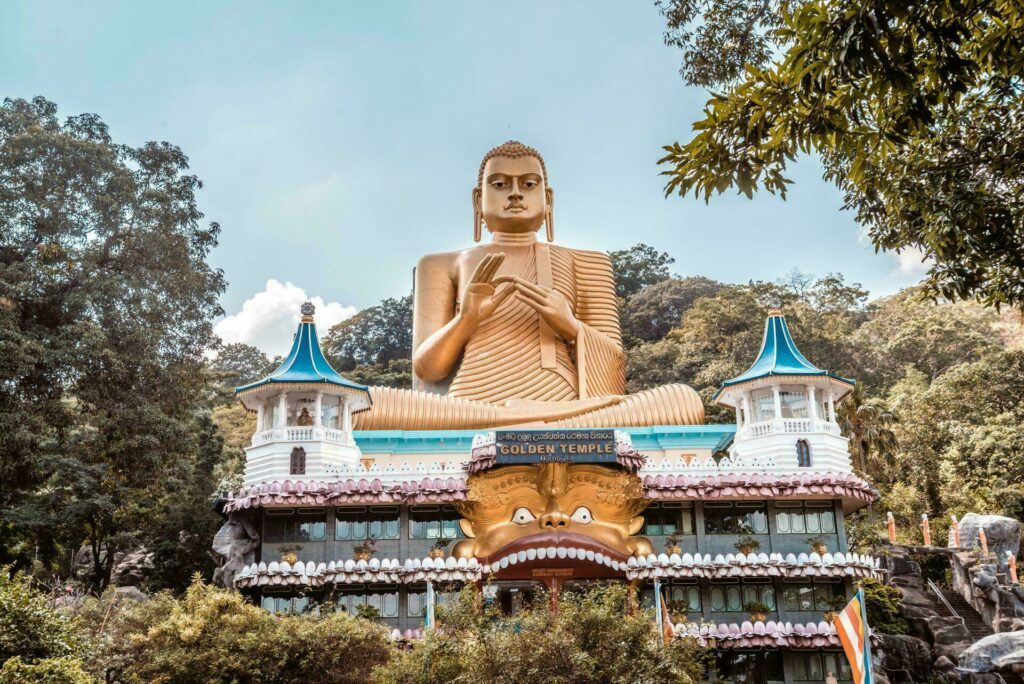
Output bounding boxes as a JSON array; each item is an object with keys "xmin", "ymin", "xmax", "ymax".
[
  {"xmin": 0, "ymin": 568, "xmax": 84, "ymax": 665},
  {"xmin": 77, "ymin": 576, "xmax": 394, "ymax": 684},
  {"xmin": 859, "ymin": 578, "xmax": 910, "ymax": 635},
  {"xmin": 374, "ymin": 584, "xmax": 707, "ymax": 684},
  {"xmin": 0, "ymin": 656, "xmax": 94, "ymax": 684}
]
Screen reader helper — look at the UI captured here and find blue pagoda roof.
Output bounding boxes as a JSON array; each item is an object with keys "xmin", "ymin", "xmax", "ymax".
[
  {"xmin": 236, "ymin": 303, "xmax": 370, "ymax": 396},
  {"xmin": 714, "ymin": 312, "xmax": 853, "ymax": 398}
]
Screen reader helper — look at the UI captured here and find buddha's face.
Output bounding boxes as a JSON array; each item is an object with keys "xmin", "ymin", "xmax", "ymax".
[
  {"xmin": 475, "ymin": 155, "xmax": 552, "ymax": 234},
  {"xmin": 452, "ymin": 463, "xmax": 653, "ymax": 564}
]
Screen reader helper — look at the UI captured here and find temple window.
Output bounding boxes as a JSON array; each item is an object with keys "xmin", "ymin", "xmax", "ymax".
[
  {"xmin": 409, "ymin": 506, "xmax": 464, "ymax": 539},
  {"xmin": 335, "ymin": 585, "xmax": 400, "ymax": 619},
  {"xmin": 642, "ymin": 503, "xmax": 694, "ymax": 536},
  {"xmin": 261, "ymin": 594, "xmax": 310, "ymax": 615},
  {"xmin": 703, "ymin": 502, "xmax": 769, "ymax": 535},
  {"xmin": 796, "ymin": 439, "xmax": 812, "ymax": 467},
  {"xmin": 714, "ymin": 651, "xmax": 784, "ymax": 684},
  {"xmin": 639, "ymin": 581, "xmax": 701, "ymax": 613},
  {"xmin": 792, "ymin": 652, "xmax": 852, "ymax": 682},
  {"xmin": 709, "ymin": 583, "xmax": 775, "ymax": 612},
  {"xmin": 321, "ymin": 396, "xmax": 340, "ymax": 429},
  {"xmin": 334, "ymin": 507, "xmax": 401, "ymax": 541},
  {"xmin": 407, "ymin": 585, "xmax": 460, "ymax": 618},
  {"xmin": 264, "ymin": 508, "xmax": 326, "ymax": 542},
  {"xmin": 751, "ymin": 388, "xmax": 775, "ymax": 422},
  {"xmin": 289, "ymin": 447, "xmax": 306, "ymax": 475},
  {"xmin": 782, "ymin": 583, "xmax": 844, "ymax": 612},
  {"xmin": 774, "ymin": 502, "xmax": 835, "ymax": 535},
  {"xmin": 779, "ymin": 386, "xmax": 809, "ymax": 418}
]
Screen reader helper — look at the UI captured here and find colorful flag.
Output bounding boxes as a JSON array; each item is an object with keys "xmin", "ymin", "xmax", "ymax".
[
  {"xmin": 836, "ymin": 589, "xmax": 873, "ymax": 684},
  {"xmin": 659, "ymin": 585, "xmax": 676, "ymax": 645}
]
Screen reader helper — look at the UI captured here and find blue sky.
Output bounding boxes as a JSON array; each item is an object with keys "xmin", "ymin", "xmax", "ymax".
[{"xmin": 2, "ymin": 1, "xmax": 925, "ymax": 354}]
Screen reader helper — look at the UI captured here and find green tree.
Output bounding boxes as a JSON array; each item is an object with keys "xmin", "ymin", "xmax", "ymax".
[
  {"xmin": 375, "ymin": 584, "xmax": 706, "ymax": 684},
  {"xmin": 607, "ymin": 243, "xmax": 675, "ymax": 299},
  {"xmin": 851, "ymin": 290, "xmax": 999, "ymax": 389},
  {"xmin": 78, "ymin": 577, "xmax": 393, "ymax": 684},
  {"xmin": 324, "ymin": 295, "xmax": 412, "ymax": 371},
  {"xmin": 837, "ymin": 382, "xmax": 898, "ymax": 476},
  {"xmin": 658, "ymin": 0, "xmax": 1024, "ymax": 310},
  {"xmin": 0, "ymin": 568, "xmax": 84, "ymax": 666},
  {"xmin": 621, "ymin": 275, "xmax": 724, "ymax": 345},
  {"xmin": 209, "ymin": 342, "xmax": 274, "ymax": 391},
  {"xmin": 0, "ymin": 97, "xmax": 225, "ymax": 589}
]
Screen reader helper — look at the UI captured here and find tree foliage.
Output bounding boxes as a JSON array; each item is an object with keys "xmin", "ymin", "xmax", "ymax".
[
  {"xmin": 621, "ymin": 275, "xmax": 725, "ymax": 345},
  {"xmin": 375, "ymin": 584, "xmax": 706, "ymax": 684},
  {"xmin": 76, "ymin": 577, "xmax": 394, "ymax": 684},
  {"xmin": 608, "ymin": 243, "xmax": 676, "ymax": 299},
  {"xmin": 0, "ymin": 97, "xmax": 226, "ymax": 591},
  {"xmin": 323, "ymin": 295, "xmax": 412, "ymax": 371},
  {"xmin": 659, "ymin": 0, "xmax": 1024, "ymax": 309},
  {"xmin": 0, "ymin": 568, "xmax": 83, "ymax": 666},
  {"xmin": 209, "ymin": 342, "xmax": 274, "ymax": 391}
]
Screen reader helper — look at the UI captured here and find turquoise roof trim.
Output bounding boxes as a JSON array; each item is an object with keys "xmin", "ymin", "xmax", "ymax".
[
  {"xmin": 236, "ymin": 317, "xmax": 369, "ymax": 395},
  {"xmin": 353, "ymin": 425, "xmax": 735, "ymax": 455},
  {"xmin": 714, "ymin": 314, "xmax": 853, "ymax": 399}
]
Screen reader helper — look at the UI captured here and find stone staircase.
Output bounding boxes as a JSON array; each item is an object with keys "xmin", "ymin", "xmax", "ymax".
[{"xmin": 938, "ymin": 589, "xmax": 994, "ymax": 642}]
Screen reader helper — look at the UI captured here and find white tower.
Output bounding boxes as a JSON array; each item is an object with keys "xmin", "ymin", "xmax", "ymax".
[
  {"xmin": 713, "ymin": 310, "xmax": 854, "ymax": 474},
  {"xmin": 234, "ymin": 302, "xmax": 372, "ymax": 485}
]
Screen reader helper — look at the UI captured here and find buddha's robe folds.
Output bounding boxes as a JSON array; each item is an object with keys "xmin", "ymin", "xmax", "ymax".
[{"xmin": 354, "ymin": 244, "xmax": 703, "ymax": 430}]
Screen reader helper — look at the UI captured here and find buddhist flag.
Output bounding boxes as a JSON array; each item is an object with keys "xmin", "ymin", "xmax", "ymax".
[
  {"xmin": 836, "ymin": 589, "xmax": 873, "ymax": 684},
  {"xmin": 659, "ymin": 586, "xmax": 676, "ymax": 645}
]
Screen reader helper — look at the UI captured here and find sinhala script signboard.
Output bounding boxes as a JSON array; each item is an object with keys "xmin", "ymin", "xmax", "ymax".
[{"xmin": 494, "ymin": 429, "xmax": 616, "ymax": 465}]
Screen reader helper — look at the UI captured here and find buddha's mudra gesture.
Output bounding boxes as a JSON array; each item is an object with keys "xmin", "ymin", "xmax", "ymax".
[{"xmin": 354, "ymin": 141, "xmax": 703, "ymax": 430}]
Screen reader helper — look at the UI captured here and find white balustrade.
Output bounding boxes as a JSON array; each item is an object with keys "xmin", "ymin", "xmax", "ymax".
[
  {"xmin": 742, "ymin": 419, "xmax": 840, "ymax": 439},
  {"xmin": 251, "ymin": 427, "xmax": 353, "ymax": 447}
]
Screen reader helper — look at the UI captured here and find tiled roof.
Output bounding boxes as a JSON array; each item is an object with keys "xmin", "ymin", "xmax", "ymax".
[
  {"xmin": 625, "ymin": 551, "xmax": 883, "ymax": 580},
  {"xmin": 222, "ymin": 477, "xmax": 467, "ymax": 512},
  {"xmin": 642, "ymin": 472, "xmax": 878, "ymax": 503},
  {"xmin": 234, "ymin": 556, "xmax": 483, "ymax": 588}
]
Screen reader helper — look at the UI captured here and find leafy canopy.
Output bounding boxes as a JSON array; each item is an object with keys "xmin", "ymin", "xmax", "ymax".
[{"xmin": 659, "ymin": 0, "xmax": 1024, "ymax": 309}]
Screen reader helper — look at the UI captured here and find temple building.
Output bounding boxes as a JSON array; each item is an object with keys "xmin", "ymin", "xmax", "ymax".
[
  {"xmin": 212, "ymin": 141, "xmax": 880, "ymax": 684},
  {"xmin": 215, "ymin": 304, "xmax": 879, "ymax": 684}
]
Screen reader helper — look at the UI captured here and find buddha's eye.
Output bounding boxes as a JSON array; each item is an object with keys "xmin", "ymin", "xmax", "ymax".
[
  {"xmin": 523, "ymin": 179, "xmax": 538, "ymax": 189},
  {"xmin": 511, "ymin": 507, "xmax": 536, "ymax": 525},
  {"xmin": 570, "ymin": 506, "xmax": 593, "ymax": 524},
  {"xmin": 490, "ymin": 179, "xmax": 506, "ymax": 189}
]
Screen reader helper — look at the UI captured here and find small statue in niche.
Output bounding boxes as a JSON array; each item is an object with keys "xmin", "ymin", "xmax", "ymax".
[{"xmin": 296, "ymin": 407, "xmax": 315, "ymax": 426}]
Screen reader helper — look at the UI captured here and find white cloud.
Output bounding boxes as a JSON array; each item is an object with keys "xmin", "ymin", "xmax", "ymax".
[
  {"xmin": 893, "ymin": 246, "xmax": 934, "ymax": 276},
  {"xmin": 215, "ymin": 279, "xmax": 357, "ymax": 357}
]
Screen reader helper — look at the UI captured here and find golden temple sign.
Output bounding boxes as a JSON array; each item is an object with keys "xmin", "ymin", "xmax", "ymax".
[{"xmin": 495, "ymin": 429, "xmax": 615, "ymax": 464}]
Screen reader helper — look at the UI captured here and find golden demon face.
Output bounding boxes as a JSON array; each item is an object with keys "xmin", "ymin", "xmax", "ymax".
[{"xmin": 452, "ymin": 463, "xmax": 653, "ymax": 563}]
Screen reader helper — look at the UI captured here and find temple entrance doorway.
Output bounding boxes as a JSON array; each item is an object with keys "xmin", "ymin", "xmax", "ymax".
[{"xmin": 486, "ymin": 581, "xmax": 545, "ymax": 616}]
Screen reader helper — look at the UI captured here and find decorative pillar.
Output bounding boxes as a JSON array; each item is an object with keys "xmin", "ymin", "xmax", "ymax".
[
  {"xmin": 828, "ymin": 392, "xmax": 836, "ymax": 423},
  {"xmin": 735, "ymin": 406, "xmax": 742, "ymax": 428},
  {"xmin": 256, "ymin": 402, "xmax": 265, "ymax": 432},
  {"xmin": 342, "ymin": 396, "xmax": 353, "ymax": 433},
  {"xmin": 886, "ymin": 512, "xmax": 897, "ymax": 543},
  {"xmin": 772, "ymin": 385, "xmax": 782, "ymax": 420},
  {"xmin": 808, "ymin": 386, "xmax": 819, "ymax": 421},
  {"xmin": 277, "ymin": 393, "xmax": 288, "ymax": 428},
  {"xmin": 742, "ymin": 393, "xmax": 752, "ymax": 425},
  {"xmin": 921, "ymin": 514, "xmax": 932, "ymax": 546},
  {"xmin": 314, "ymin": 392, "xmax": 323, "ymax": 429},
  {"xmin": 425, "ymin": 580, "xmax": 435, "ymax": 629}
]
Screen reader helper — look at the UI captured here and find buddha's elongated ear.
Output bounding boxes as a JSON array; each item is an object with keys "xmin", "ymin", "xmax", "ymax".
[
  {"xmin": 459, "ymin": 518, "xmax": 475, "ymax": 538},
  {"xmin": 545, "ymin": 186, "xmax": 555, "ymax": 242},
  {"xmin": 472, "ymin": 187, "xmax": 482, "ymax": 242},
  {"xmin": 628, "ymin": 515, "xmax": 645, "ymax": 536}
]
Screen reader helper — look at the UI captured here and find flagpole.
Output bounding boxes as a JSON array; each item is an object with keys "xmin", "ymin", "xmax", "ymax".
[
  {"xmin": 654, "ymin": 578, "xmax": 663, "ymax": 649},
  {"xmin": 859, "ymin": 588, "xmax": 874, "ymax": 683}
]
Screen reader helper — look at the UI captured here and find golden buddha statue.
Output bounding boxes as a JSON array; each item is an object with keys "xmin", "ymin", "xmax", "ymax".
[{"xmin": 354, "ymin": 141, "xmax": 703, "ymax": 430}]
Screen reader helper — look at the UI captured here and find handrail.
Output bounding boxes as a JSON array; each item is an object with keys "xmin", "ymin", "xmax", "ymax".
[{"xmin": 927, "ymin": 578, "xmax": 969, "ymax": 633}]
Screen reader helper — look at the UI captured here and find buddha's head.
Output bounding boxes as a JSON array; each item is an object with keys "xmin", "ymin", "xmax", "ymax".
[
  {"xmin": 452, "ymin": 462, "xmax": 653, "ymax": 565},
  {"xmin": 473, "ymin": 140, "xmax": 554, "ymax": 241}
]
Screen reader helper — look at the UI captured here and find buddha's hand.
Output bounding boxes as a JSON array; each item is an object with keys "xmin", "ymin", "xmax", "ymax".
[
  {"xmin": 512, "ymin": 277, "xmax": 580, "ymax": 341},
  {"xmin": 459, "ymin": 253, "xmax": 515, "ymax": 327}
]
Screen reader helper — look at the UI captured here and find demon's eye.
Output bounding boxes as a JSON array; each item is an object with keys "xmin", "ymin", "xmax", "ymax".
[
  {"xmin": 571, "ymin": 506, "xmax": 593, "ymax": 524},
  {"xmin": 512, "ymin": 507, "xmax": 536, "ymax": 525}
]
